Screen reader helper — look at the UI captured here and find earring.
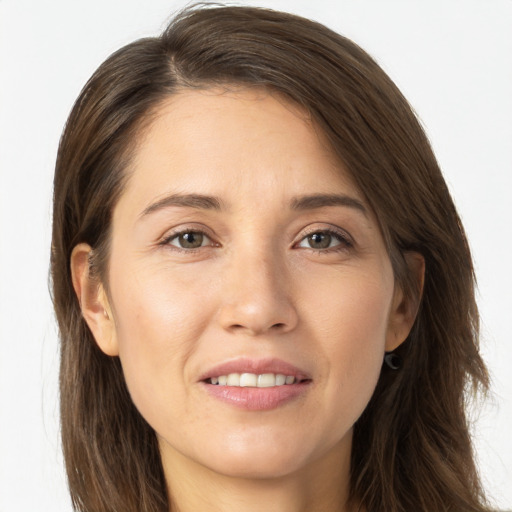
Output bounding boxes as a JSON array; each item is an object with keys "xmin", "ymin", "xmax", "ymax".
[
  {"xmin": 103, "ymin": 309, "xmax": 109, "ymax": 319},
  {"xmin": 384, "ymin": 352, "xmax": 402, "ymax": 370}
]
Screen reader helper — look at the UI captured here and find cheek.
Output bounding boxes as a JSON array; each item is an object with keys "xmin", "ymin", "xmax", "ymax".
[
  {"xmin": 301, "ymin": 266, "xmax": 393, "ymax": 414},
  {"xmin": 108, "ymin": 261, "xmax": 213, "ymax": 420},
  {"xmin": 304, "ymin": 264, "xmax": 393, "ymax": 349}
]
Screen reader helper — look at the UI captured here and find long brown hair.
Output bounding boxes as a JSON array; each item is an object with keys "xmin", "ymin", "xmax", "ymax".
[{"xmin": 51, "ymin": 4, "xmax": 490, "ymax": 511}]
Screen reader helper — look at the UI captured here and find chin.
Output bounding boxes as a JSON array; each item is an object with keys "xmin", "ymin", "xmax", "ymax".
[
  {"xmin": 208, "ymin": 454, "xmax": 305, "ymax": 480},
  {"xmin": 197, "ymin": 434, "xmax": 316, "ymax": 480}
]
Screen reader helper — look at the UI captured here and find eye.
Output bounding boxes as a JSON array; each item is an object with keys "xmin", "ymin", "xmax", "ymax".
[
  {"xmin": 166, "ymin": 230, "xmax": 213, "ymax": 249},
  {"xmin": 296, "ymin": 230, "xmax": 352, "ymax": 251}
]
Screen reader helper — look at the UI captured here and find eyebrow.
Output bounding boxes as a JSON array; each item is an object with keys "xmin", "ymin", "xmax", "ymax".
[
  {"xmin": 291, "ymin": 194, "xmax": 367, "ymax": 216},
  {"xmin": 139, "ymin": 192, "xmax": 367, "ymax": 218},
  {"xmin": 140, "ymin": 193, "xmax": 222, "ymax": 218}
]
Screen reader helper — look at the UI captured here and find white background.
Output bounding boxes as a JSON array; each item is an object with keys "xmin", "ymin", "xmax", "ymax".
[{"xmin": 0, "ymin": 1, "xmax": 511, "ymax": 510}]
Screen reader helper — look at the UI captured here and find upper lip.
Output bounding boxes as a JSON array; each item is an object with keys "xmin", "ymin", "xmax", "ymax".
[{"xmin": 198, "ymin": 357, "xmax": 312, "ymax": 382}]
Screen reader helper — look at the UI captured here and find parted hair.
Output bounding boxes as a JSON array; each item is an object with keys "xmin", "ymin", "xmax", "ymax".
[{"xmin": 51, "ymin": 4, "xmax": 490, "ymax": 511}]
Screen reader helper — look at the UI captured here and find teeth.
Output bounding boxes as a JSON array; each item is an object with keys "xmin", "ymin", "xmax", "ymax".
[
  {"xmin": 240, "ymin": 373, "xmax": 257, "ymax": 387},
  {"xmin": 227, "ymin": 373, "xmax": 240, "ymax": 386},
  {"xmin": 275, "ymin": 374, "xmax": 286, "ymax": 386},
  {"xmin": 209, "ymin": 373, "xmax": 297, "ymax": 387},
  {"xmin": 258, "ymin": 373, "xmax": 276, "ymax": 387}
]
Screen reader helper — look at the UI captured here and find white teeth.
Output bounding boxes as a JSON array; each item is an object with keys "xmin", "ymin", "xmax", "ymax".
[
  {"xmin": 240, "ymin": 373, "xmax": 257, "ymax": 387},
  {"xmin": 227, "ymin": 373, "xmax": 240, "ymax": 386},
  {"xmin": 210, "ymin": 372, "xmax": 297, "ymax": 387},
  {"xmin": 258, "ymin": 373, "xmax": 276, "ymax": 387}
]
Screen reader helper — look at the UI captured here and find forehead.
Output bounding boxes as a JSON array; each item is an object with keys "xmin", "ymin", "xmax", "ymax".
[{"xmin": 120, "ymin": 87, "xmax": 365, "ymax": 214}]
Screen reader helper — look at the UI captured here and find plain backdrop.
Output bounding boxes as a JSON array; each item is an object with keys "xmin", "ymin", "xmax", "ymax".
[{"xmin": 0, "ymin": 0, "xmax": 511, "ymax": 510}]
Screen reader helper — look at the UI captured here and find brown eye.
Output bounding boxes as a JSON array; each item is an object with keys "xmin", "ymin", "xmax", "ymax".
[
  {"xmin": 169, "ymin": 231, "xmax": 208, "ymax": 249},
  {"xmin": 307, "ymin": 232, "xmax": 332, "ymax": 249},
  {"xmin": 297, "ymin": 230, "xmax": 352, "ymax": 251}
]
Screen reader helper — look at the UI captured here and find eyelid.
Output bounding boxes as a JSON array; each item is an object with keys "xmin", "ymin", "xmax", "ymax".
[
  {"xmin": 169, "ymin": 231, "xmax": 213, "ymax": 249},
  {"xmin": 159, "ymin": 224, "xmax": 219, "ymax": 249},
  {"xmin": 157, "ymin": 223, "xmax": 354, "ymax": 252},
  {"xmin": 294, "ymin": 224, "xmax": 355, "ymax": 250}
]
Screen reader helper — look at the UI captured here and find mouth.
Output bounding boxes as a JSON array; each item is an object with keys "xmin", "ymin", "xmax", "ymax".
[
  {"xmin": 199, "ymin": 358, "xmax": 312, "ymax": 411},
  {"xmin": 206, "ymin": 373, "xmax": 305, "ymax": 387}
]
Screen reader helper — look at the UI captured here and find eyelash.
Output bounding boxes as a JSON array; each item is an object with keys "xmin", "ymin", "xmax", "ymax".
[
  {"xmin": 159, "ymin": 227, "xmax": 354, "ymax": 253},
  {"xmin": 160, "ymin": 228, "xmax": 217, "ymax": 253},
  {"xmin": 295, "ymin": 228, "xmax": 353, "ymax": 253}
]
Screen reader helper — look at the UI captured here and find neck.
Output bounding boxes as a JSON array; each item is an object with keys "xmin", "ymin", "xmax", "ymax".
[{"xmin": 161, "ymin": 437, "xmax": 355, "ymax": 512}]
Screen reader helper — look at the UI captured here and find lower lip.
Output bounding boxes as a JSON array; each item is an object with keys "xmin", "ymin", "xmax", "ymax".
[{"xmin": 202, "ymin": 382, "xmax": 310, "ymax": 411}]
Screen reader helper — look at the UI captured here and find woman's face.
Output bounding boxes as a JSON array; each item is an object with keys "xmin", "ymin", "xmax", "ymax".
[{"xmin": 94, "ymin": 88, "xmax": 412, "ymax": 480}]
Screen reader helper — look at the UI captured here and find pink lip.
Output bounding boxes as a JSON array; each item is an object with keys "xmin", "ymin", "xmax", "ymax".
[{"xmin": 198, "ymin": 357, "xmax": 312, "ymax": 411}]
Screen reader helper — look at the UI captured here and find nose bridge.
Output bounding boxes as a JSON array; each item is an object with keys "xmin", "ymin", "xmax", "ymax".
[
  {"xmin": 237, "ymin": 243, "xmax": 280, "ymax": 301},
  {"xmin": 217, "ymin": 236, "xmax": 297, "ymax": 335}
]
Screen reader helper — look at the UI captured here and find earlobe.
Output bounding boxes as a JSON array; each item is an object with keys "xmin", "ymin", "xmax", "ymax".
[
  {"xmin": 70, "ymin": 243, "xmax": 119, "ymax": 356},
  {"xmin": 385, "ymin": 252, "xmax": 425, "ymax": 352}
]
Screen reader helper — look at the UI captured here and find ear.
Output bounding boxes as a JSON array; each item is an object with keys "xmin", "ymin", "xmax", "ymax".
[
  {"xmin": 385, "ymin": 252, "xmax": 425, "ymax": 352},
  {"xmin": 70, "ymin": 243, "xmax": 119, "ymax": 356}
]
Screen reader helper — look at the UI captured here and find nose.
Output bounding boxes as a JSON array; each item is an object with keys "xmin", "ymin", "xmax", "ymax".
[{"xmin": 216, "ymin": 247, "xmax": 299, "ymax": 337}]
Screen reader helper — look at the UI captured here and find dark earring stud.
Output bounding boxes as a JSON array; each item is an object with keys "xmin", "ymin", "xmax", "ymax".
[{"xmin": 384, "ymin": 352, "xmax": 402, "ymax": 370}]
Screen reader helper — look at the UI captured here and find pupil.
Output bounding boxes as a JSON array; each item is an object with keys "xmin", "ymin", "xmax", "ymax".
[
  {"xmin": 309, "ymin": 233, "xmax": 331, "ymax": 249},
  {"xmin": 180, "ymin": 232, "xmax": 203, "ymax": 248}
]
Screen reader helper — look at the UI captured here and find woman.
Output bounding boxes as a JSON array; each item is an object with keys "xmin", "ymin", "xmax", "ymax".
[{"xmin": 51, "ymin": 4, "xmax": 491, "ymax": 511}]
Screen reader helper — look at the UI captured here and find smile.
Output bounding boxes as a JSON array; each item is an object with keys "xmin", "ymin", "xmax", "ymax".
[
  {"xmin": 200, "ymin": 359, "xmax": 312, "ymax": 411},
  {"xmin": 208, "ymin": 373, "xmax": 297, "ymax": 387}
]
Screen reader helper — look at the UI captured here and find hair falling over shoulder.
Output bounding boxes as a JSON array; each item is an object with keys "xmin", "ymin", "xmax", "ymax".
[{"xmin": 51, "ymin": 4, "xmax": 491, "ymax": 511}]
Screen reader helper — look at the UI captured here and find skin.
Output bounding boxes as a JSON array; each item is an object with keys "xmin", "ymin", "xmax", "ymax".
[{"xmin": 72, "ymin": 88, "xmax": 422, "ymax": 512}]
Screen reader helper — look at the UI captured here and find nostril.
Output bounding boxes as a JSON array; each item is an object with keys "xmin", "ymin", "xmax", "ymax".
[
  {"xmin": 228, "ymin": 324, "xmax": 245, "ymax": 332},
  {"xmin": 227, "ymin": 322, "xmax": 287, "ymax": 335}
]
